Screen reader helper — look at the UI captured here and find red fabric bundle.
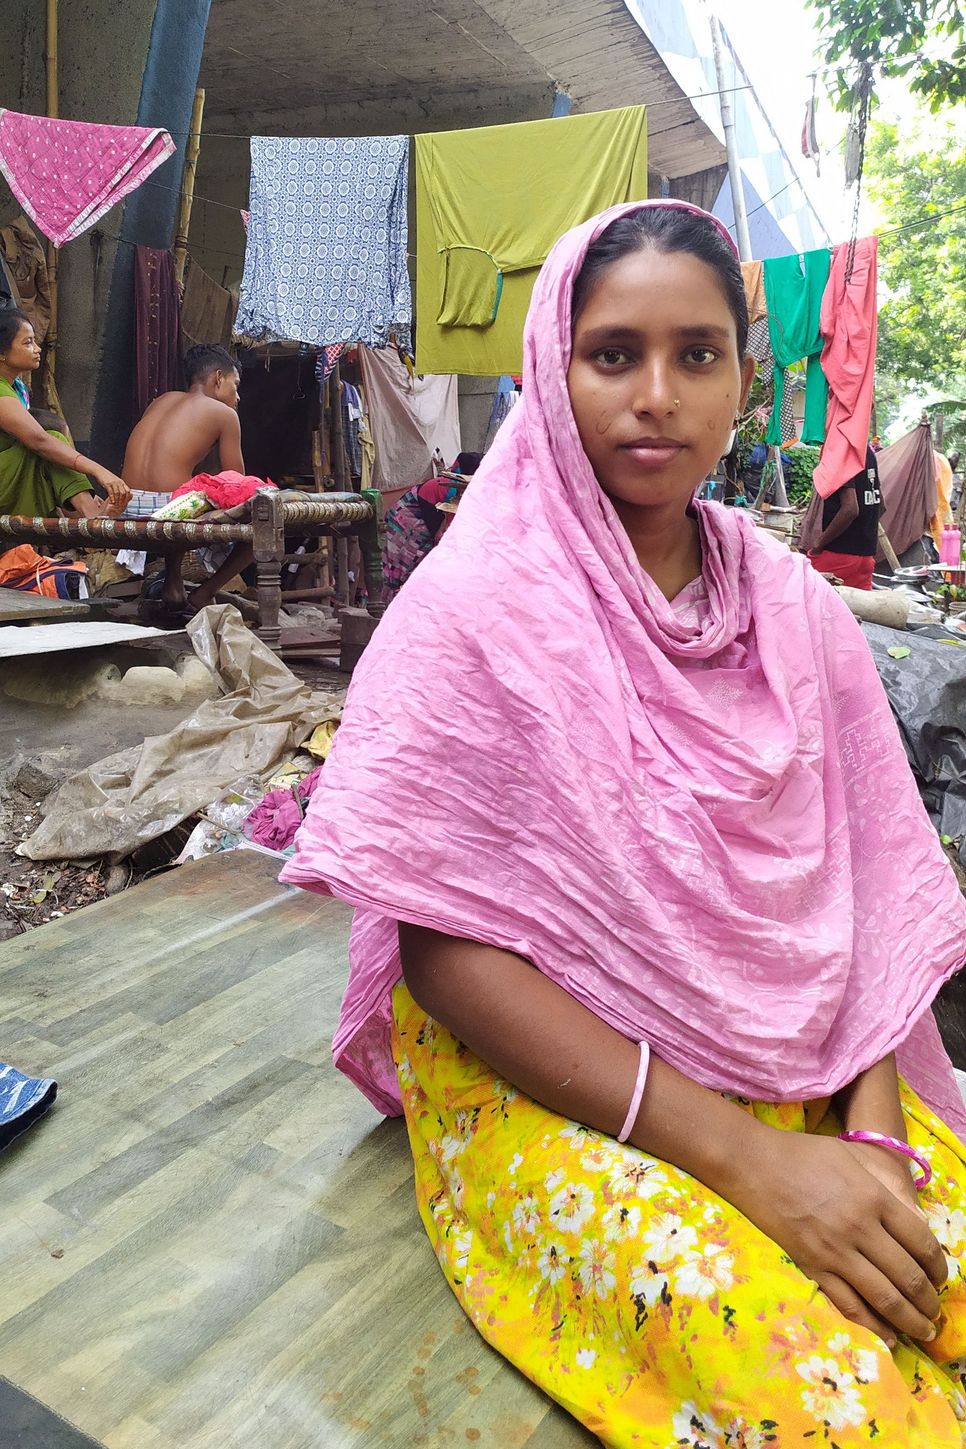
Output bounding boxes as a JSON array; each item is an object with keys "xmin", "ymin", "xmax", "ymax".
[{"xmin": 171, "ymin": 471, "xmax": 275, "ymax": 508}]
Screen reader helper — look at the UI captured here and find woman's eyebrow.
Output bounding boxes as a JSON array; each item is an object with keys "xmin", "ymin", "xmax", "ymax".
[
  {"xmin": 672, "ymin": 325, "xmax": 732, "ymax": 342},
  {"xmin": 578, "ymin": 325, "xmax": 643, "ymax": 346},
  {"xmin": 578, "ymin": 323, "xmax": 732, "ymax": 346}
]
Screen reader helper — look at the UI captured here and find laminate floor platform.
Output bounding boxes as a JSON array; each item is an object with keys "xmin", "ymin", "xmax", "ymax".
[{"xmin": 0, "ymin": 851, "xmax": 594, "ymax": 1449}]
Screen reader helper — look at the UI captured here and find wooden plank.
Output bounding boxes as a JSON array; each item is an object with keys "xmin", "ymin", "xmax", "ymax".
[
  {"xmin": 0, "ymin": 852, "xmax": 592, "ymax": 1448},
  {"xmin": 0, "ymin": 589, "xmax": 90, "ymax": 623}
]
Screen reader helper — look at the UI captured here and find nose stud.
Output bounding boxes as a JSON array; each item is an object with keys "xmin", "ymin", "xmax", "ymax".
[{"xmin": 672, "ymin": 399, "xmax": 681, "ymax": 410}]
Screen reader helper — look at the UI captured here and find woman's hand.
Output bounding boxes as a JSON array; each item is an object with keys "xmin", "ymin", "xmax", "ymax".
[
  {"xmin": 95, "ymin": 470, "xmax": 132, "ymax": 516},
  {"xmin": 732, "ymin": 1131, "xmax": 945, "ymax": 1347},
  {"xmin": 842, "ymin": 1138, "xmax": 924, "ymax": 1216}
]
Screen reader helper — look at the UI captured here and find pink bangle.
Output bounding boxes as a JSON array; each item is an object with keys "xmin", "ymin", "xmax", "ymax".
[
  {"xmin": 838, "ymin": 1130, "xmax": 932, "ymax": 1190},
  {"xmin": 617, "ymin": 1040, "xmax": 650, "ymax": 1144}
]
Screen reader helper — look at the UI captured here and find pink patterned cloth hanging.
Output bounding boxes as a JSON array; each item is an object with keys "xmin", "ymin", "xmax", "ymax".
[{"xmin": 0, "ymin": 110, "xmax": 176, "ymax": 248}]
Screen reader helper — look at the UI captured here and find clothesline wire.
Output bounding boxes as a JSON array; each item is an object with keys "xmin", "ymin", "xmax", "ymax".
[
  {"xmin": 93, "ymin": 172, "xmax": 966, "ymax": 274},
  {"xmin": 875, "ymin": 199, "xmax": 966, "ymax": 242},
  {"xmin": 156, "ymin": 83, "xmax": 758, "ymax": 140},
  {"xmin": 97, "ymin": 228, "xmax": 245, "ymax": 266}
]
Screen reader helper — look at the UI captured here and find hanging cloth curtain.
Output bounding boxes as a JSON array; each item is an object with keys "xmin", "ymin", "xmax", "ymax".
[
  {"xmin": 359, "ymin": 345, "xmax": 461, "ymax": 492},
  {"xmin": 0, "ymin": 111, "xmax": 175, "ymax": 247},
  {"xmin": 415, "ymin": 106, "xmax": 648, "ymax": 375},
  {"xmin": 763, "ymin": 249, "xmax": 831, "ymax": 447},
  {"xmin": 133, "ymin": 246, "xmax": 183, "ymax": 423}
]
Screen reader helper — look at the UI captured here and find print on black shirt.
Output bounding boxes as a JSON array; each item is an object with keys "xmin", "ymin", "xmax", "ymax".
[{"xmin": 820, "ymin": 446, "xmax": 883, "ymax": 557}]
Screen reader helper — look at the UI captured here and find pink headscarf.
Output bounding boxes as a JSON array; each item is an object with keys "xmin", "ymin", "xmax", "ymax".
[{"xmin": 282, "ymin": 202, "xmax": 966, "ymax": 1129}]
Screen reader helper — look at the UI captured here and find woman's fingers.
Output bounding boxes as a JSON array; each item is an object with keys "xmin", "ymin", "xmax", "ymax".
[
  {"xmin": 881, "ymin": 1195, "xmax": 948, "ymax": 1289},
  {"xmin": 818, "ymin": 1272, "xmax": 896, "ymax": 1348},
  {"xmin": 844, "ymin": 1245, "xmax": 939, "ymax": 1342}
]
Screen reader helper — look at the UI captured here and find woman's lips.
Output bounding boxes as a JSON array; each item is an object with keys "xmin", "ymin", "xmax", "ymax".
[{"xmin": 620, "ymin": 440, "xmax": 684, "ymax": 468}]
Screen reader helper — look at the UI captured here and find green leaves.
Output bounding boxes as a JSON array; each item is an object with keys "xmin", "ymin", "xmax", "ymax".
[
  {"xmin": 867, "ymin": 118, "xmax": 966, "ymax": 449},
  {"xmin": 808, "ymin": 0, "xmax": 965, "ymax": 111}
]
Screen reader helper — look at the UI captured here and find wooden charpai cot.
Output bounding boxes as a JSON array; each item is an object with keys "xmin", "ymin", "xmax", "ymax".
[{"xmin": 0, "ymin": 488, "xmax": 385, "ymax": 652}]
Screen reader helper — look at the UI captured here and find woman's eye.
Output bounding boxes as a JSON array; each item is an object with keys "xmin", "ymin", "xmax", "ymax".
[
  {"xmin": 686, "ymin": 347, "xmax": 719, "ymax": 365},
  {"xmin": 594, "ymin": 348, "xmax": 631, "ymax": 367}
]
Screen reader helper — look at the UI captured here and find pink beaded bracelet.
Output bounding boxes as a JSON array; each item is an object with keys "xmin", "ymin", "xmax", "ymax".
[
  {"xmin": 838, "ymin": 1130, "xmax": 932, "ymax": 1190},
  {"xmin": 617, "ymin": 1040, "xmax": 651, "ymax": 1144}
]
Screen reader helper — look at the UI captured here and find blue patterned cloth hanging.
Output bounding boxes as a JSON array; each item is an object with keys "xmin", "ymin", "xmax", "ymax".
[
  {"xmin": 0, "ymin": 1062, "xmax": 57, "ymax": 1150},
  {"xmin": 236, "ymin": 134, "xmax": 411, "ymax": 350}
]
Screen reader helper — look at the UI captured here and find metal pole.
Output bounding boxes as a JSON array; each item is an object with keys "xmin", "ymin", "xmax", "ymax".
[{"xmin": 709, "ymin": 12, "xmax": 752, "ymax": 263}]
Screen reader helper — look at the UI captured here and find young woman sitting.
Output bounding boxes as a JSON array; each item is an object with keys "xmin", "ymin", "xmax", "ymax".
[
  {"xmin": 0, "ymin": 307, "xmax": 130, "ymax": 518},
  {"xmin": 284, "ymin": 202, "xmax": 966, "ymax": 1446}
]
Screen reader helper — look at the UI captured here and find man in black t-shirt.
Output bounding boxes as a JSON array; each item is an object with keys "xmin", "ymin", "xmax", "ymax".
[{"xmin": 808, "ymin": 446, "xmax": 882, "ymax": 590}]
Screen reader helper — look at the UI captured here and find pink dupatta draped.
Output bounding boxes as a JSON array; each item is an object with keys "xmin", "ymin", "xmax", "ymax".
[{"xmin": 282, "ymin": 203, "xmax": 966, "ymax": 1131}]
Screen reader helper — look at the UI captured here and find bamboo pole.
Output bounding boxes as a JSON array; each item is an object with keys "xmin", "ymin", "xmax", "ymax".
[
  {"xmin": 173, "ymin": 88, "xmax": 205, "ymax": 287},
  {"xmin": 41, "ymin": 0, "xmax": 59, "ymax": 407}
]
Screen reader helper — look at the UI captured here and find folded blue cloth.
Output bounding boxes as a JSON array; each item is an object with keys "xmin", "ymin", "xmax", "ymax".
[{"xmin": 0, "ymin": 1063, "xmax": 57, "ymax": 1150}]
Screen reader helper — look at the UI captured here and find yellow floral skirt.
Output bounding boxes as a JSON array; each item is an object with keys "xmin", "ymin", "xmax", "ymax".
[{"xmin": 391, "ymin": 982, "xmax": 966, "ymax": 1446}]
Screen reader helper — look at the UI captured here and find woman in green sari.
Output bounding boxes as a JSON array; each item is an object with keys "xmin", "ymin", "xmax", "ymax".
[{"xmin": 0, "ymin": 308, "xmax": 130, "ymax": 517}]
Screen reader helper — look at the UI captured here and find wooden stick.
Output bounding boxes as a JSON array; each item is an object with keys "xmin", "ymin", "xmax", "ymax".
[
  {"xmin": 41, "ymin": 0, "xmax": 59, "ymax": 408},
  {"xmin": 311, "ymin": 428, "xmax": 324, "ymax": 491},
  {"xmin": 877, "ymin": 521, "xmax": 901, "ymax": 572},
  {"xmin": 330, "ymin": 360, "xmax": 348, "ymax": 492},
  {"xmin": 173, "ymin": 88, "xmax": 205, "ymax": 288}
]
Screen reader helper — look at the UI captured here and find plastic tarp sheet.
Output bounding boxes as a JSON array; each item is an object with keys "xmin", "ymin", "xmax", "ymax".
[
  {"xmin": 864, "ymin": 622, "xmax": 966, "ymax": 866},
  {"xmin": 877, "ymin": 423, "xmax": 938, "ymax": 559},
  {"xmin": 19, "ymin": 604, "xmax": 341, "ymax": 863}
]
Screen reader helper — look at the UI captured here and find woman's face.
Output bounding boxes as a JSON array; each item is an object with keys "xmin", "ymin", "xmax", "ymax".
[
  {"xmin": 0, "ymin": 321, "xmax": 41, "ymax": 374},
  {"xmin": 567, "ymin": 246, "xmax": 755, "ymax": 512}
]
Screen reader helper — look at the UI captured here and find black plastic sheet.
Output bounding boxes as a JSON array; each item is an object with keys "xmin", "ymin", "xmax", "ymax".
[{"xmin": 864, "ymin": 622, "xmax": 966, "ymax": 864}]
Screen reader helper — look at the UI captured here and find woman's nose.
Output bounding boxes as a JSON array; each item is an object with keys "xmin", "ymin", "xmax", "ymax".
[{"xmin": 631, "ymin": 364, "xmax": 678, "ymax": 417}]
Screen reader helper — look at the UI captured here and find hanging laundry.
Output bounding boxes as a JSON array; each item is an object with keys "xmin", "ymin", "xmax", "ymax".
[
  {"xmin": 341, "ymin": 381, "xmax": 363, "ymax": 479},
  {"xmin": 802, "ymin": 92, "xmax": 821, "ymax": 176},
  {"xmin": 0, "ymin": 111, "xmax": 175, "ymax": 248},
  {"xmin": 359, "ymin": 345, "xmax": 460, "ymax": 492},
  {"xmin": 0, "ymin": 215, "xmax": 50, "ymax": 341},
  {"xmin": 763, "ymin": 248, "xmax": 830, "ymax": 448},
  {"xmin": 740, "ymin": 261, "xmax": 767, "ymax": 325},
  {"xmin": 181, "ymin": 257, "xmax": 236, "ymax": 348},
  {"xmin": 236, "ymin": 134, "xmax": 411, "ymax": 350},
  {"xmin": 133, "ymin": 246, "xmax": 183, "ymax": 423},
  {"xmin": 415, "ymin": 106, "xmax": 648, "ymax": 375},
  {"xmin": 813, "ymin": 237, "xmax": 878, "ymax": 499},
  {"xmin": 746, "ymin": 318, "xmax": 799, "ymax": 447},
  {"xmin": 317, "ymin": 343, "xmax": 347, "ymax": 383}
]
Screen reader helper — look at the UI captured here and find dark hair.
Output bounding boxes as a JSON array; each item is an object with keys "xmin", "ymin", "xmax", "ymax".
[
  {"xmin": 571, "ymin": 208, "xmax": 749, "ymax": 356},
  {"xmin": 0, "ymin": 306, "xmax": 33, "ymax": 354},
  {"xmin": 184, "ymin": 343, "xmax": 237, "ymax": 386},
  {"xmin": 455, "ymin": 451, "xmax": 483, "ymax": 475}
]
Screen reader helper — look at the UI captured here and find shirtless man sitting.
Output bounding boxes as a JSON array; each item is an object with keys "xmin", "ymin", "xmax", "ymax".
[{"xmin": 122, "ymin": 343, "xmax": 253, "ymax": 615}]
